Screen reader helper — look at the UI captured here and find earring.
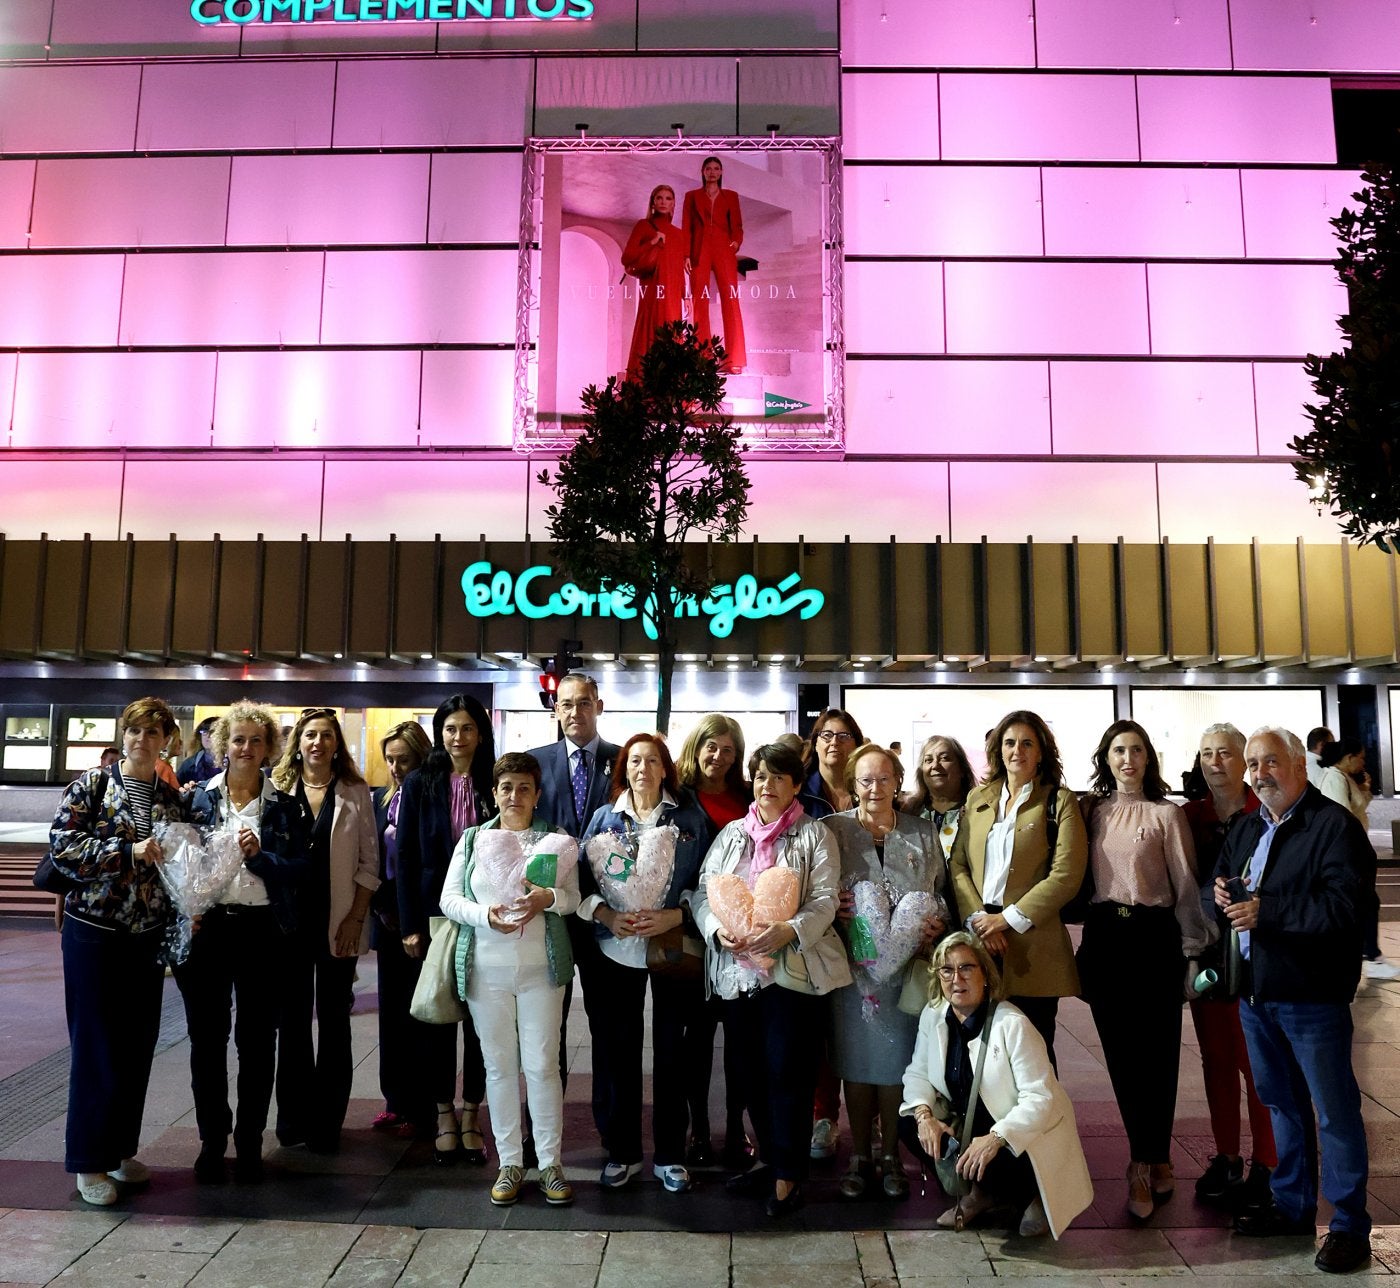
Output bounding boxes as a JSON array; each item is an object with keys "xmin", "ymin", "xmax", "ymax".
[{"xmin": 294, "ymin": 751, "xmax": 302, "ymax": 762}]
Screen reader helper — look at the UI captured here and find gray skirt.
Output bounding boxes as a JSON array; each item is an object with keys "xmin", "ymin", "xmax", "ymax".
[{"xmin": 828, "ymin": 969, "xmax": 920, "ymax": 1086}]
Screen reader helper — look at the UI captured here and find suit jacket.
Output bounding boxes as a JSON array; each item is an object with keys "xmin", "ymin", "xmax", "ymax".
[
  {"xmin": 528, "ymin": 738, "xmax": 621, "ymax": 841},
  {"xmin": 948, "ymin": 779, "xmax": 1087, "ymax": 998},
  {"xmin": 684, "ymin": 186, "xmax": 743, "ymax": 263},
  {"xmin": 394, "ymin": 768, "xmax": 493, "ymax": 940},
  {"xmin": 305, "ymin": 777, "xmax": 380, "ymax": 956}
]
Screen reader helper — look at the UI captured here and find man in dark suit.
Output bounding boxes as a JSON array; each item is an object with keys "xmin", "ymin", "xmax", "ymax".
[{"xmin": 527, "ymin": 673, "xmax": 620, "ymax": 1151}]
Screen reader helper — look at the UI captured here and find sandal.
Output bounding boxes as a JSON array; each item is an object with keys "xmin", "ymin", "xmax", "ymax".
[
  {"xmin": 460, "ymin": 1103, "xmax": 488, "ymax": 1166},
  {"xmin": 433, "ymin": 1105, "xmax": 460, "ymax": 1166}
]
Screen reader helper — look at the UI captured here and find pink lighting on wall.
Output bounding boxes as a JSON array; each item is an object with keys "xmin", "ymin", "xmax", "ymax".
[
  {"xmin": 136, "ymin": 61, "xmax": 336, "ymax": 151},
  {"xmin": 841, "ymin": 73, "xmax": 940, "ymax": 160},
  {"xmin": 420, "ymin": 352, "xmax": 516, "ymax": 447},
  {"xmin": 329, "ymin": 460, "xmax": 533, "ymax": 540},
  {"xmin": 951, "ymin": 461, "xmax": 1159, "ymax": 543},
  {"xmin": 121, "ymin": 460, "xmax": 324, "ymax": 540},
  {"xmin": 838, "ymin": 0, "xmax": 1033, "ymax": 69},
  {"xmin": 1241, "ymin": 170, "xmax": 1361, "ymax": 260},
  {"xmin": 0, "ymin": 161, "xmax": 35, "ymax": 249},
  {"xmin": 940, "ymin": 74, "xmax": 1140, "ymax": 161},
  {"xmin": 428, "ymin": 154, "xmax": 529, "ymax": 243},
  {"xmin": 331, "ymin": 59, "xmax": 532, "ymax": 147},
  {"xmin": 741, "ymin": 462, "xmax": 952, "ymax": 542},
  {"xmin": 846, "ymin": 262, "xmax": 943, "ymax": 353},
  {"xmin": 0, "ymin": 461, "xmax": 124, "ymax": 539},
  {"xmin": 1136, "ymin": 75, "xmax": 1336, "ymax": 163},
  {"xmin": 0, "ymin": 256, "xmax": 123, "ymax": 347},
  {"xmin": 1230, "ymin": 0, "xmax": 1400, "ymax": 73},
  {"xmin": 1034, "ymin": 0, "xmax": 1232, "ymax": 70},
  {"xmin": 0, "ymin": 65, "xmax": 140, "ymax": 153},
  {"xmin": 845, "ymin": 166, "xmax": 1043, "ymax": 257},
  {"xmin": 1157, "ymin": 463, "xmax": 1344, "ymax": 542},
  {"xmin": 1253, "ymin": 363, "xmax": 1317, "ymax": 456}
]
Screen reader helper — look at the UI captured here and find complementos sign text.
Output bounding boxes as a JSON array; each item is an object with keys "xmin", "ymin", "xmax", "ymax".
[{"xmin": 192, "ymin": 0, "xmax": 592, "ymax": 24}]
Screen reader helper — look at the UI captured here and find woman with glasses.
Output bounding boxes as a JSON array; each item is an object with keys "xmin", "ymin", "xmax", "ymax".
[
  {"xmin": 369, "ymin": 718, "xmax": 434, "ymax": 1139},
  {"xmin": 899, "ymin": 932, "xmax": 1092, "ymax": 1236},
  {"xmin": 270, "ymin": 707, "xmax": 380, "ymax": 1154},
  {"xmin": 1077, "ymin": 719, "xmax": 1210, "ymax": 1220},
  {"xmin": 395, "ymin": 695, "xmax": 496, "ymax": 1165},
  {"xmin": 948, "ymin": 710, "xmax": 1087, "ymax": 1067},
  {"xmin": 826, "ymin": 744, "xmax": 948, "ymax": 1201}
]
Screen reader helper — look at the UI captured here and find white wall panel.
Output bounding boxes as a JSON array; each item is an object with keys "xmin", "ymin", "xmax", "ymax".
[
  {"xmin": 0, "ymin": 66, "xmax": 140, "ymax": 154},
  {"xmin": 0, "ymin": 461, "xmax": 124, "ymax": 539},
  {"xmin": 845, "ymin": 262, "xmax": 943, "ymax": 354},
  {"xmin": 333, "ymin": 59, "xmax": 532, "ymax": 147},
  {"xmin": 1241, "ymin": 169, "xmax": 1360, "ymax": 260},
  {"xmin": 1231, "ymin": 0, "xmax": 1400, "ymax": 73},
  {"xmin": 213, "ymin": 350, "xmax": 422, "ymax": 449},
  {"xmin": 321, "ymin": 250, "xmax": 517, "ymax": 345},
  {"xmin": 945, "ymin": 262, "xmax": 1149, "ymax": 355},
  {"xmin": 1157, "ymin": 463, "xmax": 1344, "ymax": 542},
  {"xmin": 0, "ymin": 1, "xmax": 56, "ymax": 60},
  {"xmin": 441, "ymin": 5, "xmax": 637, "ymax": 51},
  {"xmin": 741, "ymin": 461, "xmax": 951, "ymax": 542},
  {"xmin": 136, "ymin": 62, "xmax": 335, "ymax": 152},
  {"xmin": 0, "ymin": 162, "xmax": 35, "ymax": 250},
  {"xmin": 420, "ymin": 351, "xmax": 516, "ymax": 447},
  {"xmin": 1035, "ymin": 0, "xmax": 1232, "ymax": 70},
  {"xmin": 846, "ymin": 359, "xmax": 1050, "ymax": 455},
  {"xmin": 227, "ymin": 155, "xmax": 430, "ymax": 247},
  {"xmin": 240, "ymin": 15, "xmax": 437, "ymax": 56},
  {"xmin": 841, "ymin": 73, "xmax": 939, "ymax": 161},
  {"xmin": 638, "ymin": 0, "xmax": 837, "ymax": 50},
  {"xmin": 950, "ymin": 461, "xmax": 1159, "ymax": 542},
  {"xmin": 534, "ymin": 57, "xmax": 737, "ymax": 137},
  {"xmin": 120, "ymin": 252, "xmax": 325, "ymax": 346},
  {"xmin": 1137, "ymin": 75, "xmax": 1337, "ymax": 164},
  {"xmin": 428, "ymin": 154, "xmax": 527, "ymax": 244},
  {"xmin": 1041, "ymin": 167, "xmax": 1244, "ymax": 259},
  {"xmin": 737, "ymin": 56, "xmax": 839, "ymax": 137},
  {"xmin": 839, "ymin": 0, "xmax": 1034, "ymax": 68},
  {"xmin": 31, "ymin": 158, "xmax": 230, "ymax": 249},
  {"xmin": 940, "ymin": 74, "xmax": 1139, "ymax": 161},
  {"xmin": 0, "ymin": 256, "xmax": 123, "ymax": 347},
  {"xmin": 121, "ymin": 460, "xmax": 325, "ymax": 540},
  {"xmin": 844, "ymin": 166, "xmax": 1042, "ymax": 258},
  {"xmin": 328, "ymin": 460, "xmax": 531, "ymax": 540},
  {"xmin": 50, "ymin": 0, "xmax": 240, "ymax": 58},
  {"xmin": 11, "ymin": 352, "xmax": 216, "ymax": 449},
  {"xmin": 1049, "ymin": 361, "xmax": 1257, "ymax": 456},
  {"xmin": 0, "ymin": 352, "xmax": 15, "ymax": 441},
  {"xmin": 1253, "ymin": 361, "xmax": 1316, "ymax": 456},
  {"xmin": 1147, "ymin": 263, "xmax": 1346, "ymax": 357}
]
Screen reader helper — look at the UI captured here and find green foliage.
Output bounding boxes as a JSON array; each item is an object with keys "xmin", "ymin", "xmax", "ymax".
[
  {"xmin": 537, "ymin": 321, "xmax": 751, "ymax": 730},
  {"xmin": 1294, "ymin": 164, "xmax": 1400, "ymax": 548}
]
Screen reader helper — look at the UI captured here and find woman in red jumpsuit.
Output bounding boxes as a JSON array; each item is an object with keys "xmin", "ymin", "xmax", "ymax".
[
  {"xmin": 622, "ymin": 184, "xmax": 688, "ymax": 379},
  {"xmin": 683, "ymin": 156, "xmax": 747, "ymax": 374}
]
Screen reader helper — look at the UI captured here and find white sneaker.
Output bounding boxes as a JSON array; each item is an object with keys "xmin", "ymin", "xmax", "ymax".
[
  {"xmin": 109, "ymin": 1158, "xmax": 150, "ymax": 1184},
  {"xmin": 810, "ymin": 1118, "xmax": 836, "ymax": 1160},
  {"xmin": 653, "ymin": 1163, "xmax": 693, "ymax": 1193},
  {"xmin": 1365, "ymin": 958, "xmax": 1400, "ymax": 981},
  {"xmin": 76, "ymin": 1173, "xmax": 118, "ymax": 1206}
]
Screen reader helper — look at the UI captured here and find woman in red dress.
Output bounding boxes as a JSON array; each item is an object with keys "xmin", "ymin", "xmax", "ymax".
[
  {"xmin": 622, "ymin": 184, "xmax": 687, "ymax": 379},
  {"xmin": 683, "ymin": 156, "xmax": 747, "ymax": 375}
]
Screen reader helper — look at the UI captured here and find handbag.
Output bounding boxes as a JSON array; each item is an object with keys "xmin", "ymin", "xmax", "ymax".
[
  {"xmin": 33, "ymin": 770, "xmax": 109, "ymax": 896},
  {"xmin": 898, "ymin": 957, "xmax": 934, "ymax": 1016},
  {"xmin": 933, "ymin": 1001, "xmax": 998, "ymax": 1205},
  {"xmin": 409, "ymin": 916, "xmax": 468, "ymax": 1024},
  {"xmin": 645, "ymin": 924, "xmax": 704, "ymax": 981},
  {"xmin": 770, "ymin": 940, "xmax": 822, "ymax": 994}
]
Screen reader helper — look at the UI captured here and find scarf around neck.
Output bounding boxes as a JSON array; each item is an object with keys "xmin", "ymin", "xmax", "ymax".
[{"xmin": 741, "ymin": 797, "xmax": 805, "ymax": 881}]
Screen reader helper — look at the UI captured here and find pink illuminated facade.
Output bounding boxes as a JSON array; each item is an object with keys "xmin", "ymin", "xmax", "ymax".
[{"xmin": 0, "ymin": 0, "xmax": 1391, "ymax": 545}]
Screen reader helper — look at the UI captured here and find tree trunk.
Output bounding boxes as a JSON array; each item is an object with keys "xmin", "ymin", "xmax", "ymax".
[{"xmin": 656, "ymin": 601, "xmax": 675, "ymax": 736}]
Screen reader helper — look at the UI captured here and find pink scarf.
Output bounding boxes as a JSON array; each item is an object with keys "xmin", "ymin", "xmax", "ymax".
[{"xmin": 741, "ymin": 798, "xmax": 805, "ymax": 881}]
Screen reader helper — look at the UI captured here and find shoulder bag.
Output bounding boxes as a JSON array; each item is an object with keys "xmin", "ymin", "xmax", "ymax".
[
  {"xmin": 409, "ymin": 915, "xmax": 468, "ymax": 1024},
  {"xmin": 33, "ymin": 770, "xmax": 109, "ymax": 895},
  {"xmin": 934, "ymin": 1001, "xmax": 999, "ymax": 1218}
]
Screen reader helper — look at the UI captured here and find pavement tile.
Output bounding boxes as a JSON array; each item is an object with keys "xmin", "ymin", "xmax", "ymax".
[
  {"xmin": 732, "ymin": 1231, "xmax": 858, "ymax": 1265},
  {"xmin": 464, "ymin": 1266, "xmax": 599, "ymax": 1288},
  {"xmin": 328, "ymin": 1256, "xmax": 413, "ymax": 1288},
  {"xmin": 398, "ymin": 1228, "xmax": 484, "ymax": 1288},
  {"xmin": 347, "ymin": 1224, "xmax": 422, "ymax": 1262},
  {"xmin": 983, "ymin": 1228, "xmax": 1188, "ymax": 1276},
  {"xmin": 179, "ymin": 1219, "xmax": 361, "ymax": 1287},
  {"xmin": 474, "ymin": 1231, "xmax": 606, "ymax": 1264},
  {"xmin": 0, "ymin": 1210, "xmax": 125, "ymax": 1284},
  {"xmin": 732, "ymin": 1266, "xmax": 863, "ymax": 1288},
  {"xmin": 1163, "ymin": 1226, "xmax": 1353, "ymax": 1275},
  {"xmin": 885, "ymin": 1230, "xmax": 994, "ymax": 1279},
  {"xmin": 51, "ymin": 1246, "xmax": 208, "ymax": 1286},
  {"xmin": 598, "ymin": 1230, "xmax": 726, "ymax": 1269},
  {"xmin": 853, "ymin": 1229, "xmax": 894, "ymax": 1282},
  {"xmin": 98, "ymin": 1215, "xmax": 242, "ymax": 1254}
]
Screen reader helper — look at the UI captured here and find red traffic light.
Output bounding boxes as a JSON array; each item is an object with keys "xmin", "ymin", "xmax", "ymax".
[{"xmin": 539, "ymin": 656, "xmax": 560, "ymax": 709}]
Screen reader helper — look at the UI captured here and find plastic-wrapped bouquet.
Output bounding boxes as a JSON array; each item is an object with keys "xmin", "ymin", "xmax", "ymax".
[
  {"xmin": 846, "ymin": 878, "xmax": 949, "ymax": 1021},
  {"xmin": 474, "ymin": 830, "xmax": 578, "ymax": 924},
  {"xmin": 153, "ymin": 821, "xmax": 248, "ymax": 963},
  {"xmin": 708, "ymin": 866, "xmax": 802, "ymax": 992},
  {"xmin": 585, "ymin": 824, "xmax": 677, "ymax": 914}
]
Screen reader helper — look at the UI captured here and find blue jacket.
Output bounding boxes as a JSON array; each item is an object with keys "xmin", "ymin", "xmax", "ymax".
[
  {"xmin": 395, "ymin": 767, "xmax": 494, "ymax": 939},
  {"xmin": 187, "ymin": 777, "xmax": 310, "ymax": 936},
  {"xmin": 800, "ymin": 770, "xmax": 836, "ymax": 820},
  {"xmin": 528, "ymin": 737, "xmax": 621, "ymax": 840}
]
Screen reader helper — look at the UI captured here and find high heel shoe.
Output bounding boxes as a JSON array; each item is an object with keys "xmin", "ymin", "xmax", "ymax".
[
  {"xmin": 459, "ymin": 1103, "xmax": 487, "ymax": 1166},
  {"xmin": 433, "ymin": 1105, "xmax": 460, "ymax": 1166}
]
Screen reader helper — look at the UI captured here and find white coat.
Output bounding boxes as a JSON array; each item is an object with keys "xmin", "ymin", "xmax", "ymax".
[{"xmin": 900, "ymin": 999, "xmax": 1094, "ymax": 1239}]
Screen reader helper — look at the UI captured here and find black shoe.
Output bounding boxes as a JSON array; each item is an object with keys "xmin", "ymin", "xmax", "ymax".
[
  {"xmin": 275, "ymin": 1127, "xmax": 307, "ymax": 1148},
  {"xmin": 839, "ymin": 1157, "xmax": 874, "ymax": 1200},
  {"xmin": 306, "ymin": 1131, "xmax": 341, "ymax": 1155},
  {"xmin": 194, "ymin": 1143, "xmax": 227, "ymax": 1184},
  {"xmin": 721, "ymin": 1135, "xmax": 755, "ymax": 1171},
  {"xmin": 233, "ymin": 1153, "xmax": 265, "ymax": 1184},
  {"xmin": 686, "ymin": 1138, "xmax": 719, "ymax": 1170},
  {"xmin": 725, "ymin": 1164, "xmax": 774, "ymax": 1197},
  {"xmin": 766, "ymin": 1185, "xmax": 805, "ymax": 1219},
  {"xmin": 1195, "ymin": 1153, "xmax": 1243, "ymax": 1201},
  {"xmin": 1236, "ymin": 1161, "xmax": 1273, "ymax": 1211},
  {"xmin": 1234, "ymin": 1202, "xmax": 1316, "ymax": 1237},
  {"xmin": 1315, "ymin": 1231, "xmax": 1372, "ymax": 1274}
]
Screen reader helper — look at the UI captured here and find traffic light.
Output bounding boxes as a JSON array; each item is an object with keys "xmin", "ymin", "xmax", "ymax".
[
  {"xmin": 539, "ymin": 656, "xmax": 560, "ymax": 710},
  {"xmin": 557, "ymin": 638, "xmax": 583, "ymax": 677}
]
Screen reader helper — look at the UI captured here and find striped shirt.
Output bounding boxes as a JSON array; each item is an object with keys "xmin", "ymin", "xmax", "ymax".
[{"xmin": 123, "ymin": 774, "xmax": 156, "ymax": 841}]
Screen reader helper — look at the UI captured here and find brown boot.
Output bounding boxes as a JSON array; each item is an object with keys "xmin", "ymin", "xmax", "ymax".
[{"xmin": 1126, "ymin": 1161, "xmax": 1153, "ymax": 1220}]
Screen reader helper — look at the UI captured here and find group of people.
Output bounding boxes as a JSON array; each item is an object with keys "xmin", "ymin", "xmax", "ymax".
[{"xmin": 46, "ymin": 686, "xmax": 1380, "ymax": 1271}]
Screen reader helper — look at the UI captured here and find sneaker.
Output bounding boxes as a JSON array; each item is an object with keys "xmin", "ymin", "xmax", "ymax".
[
  {"xmin": 76, "ymin": 1173, "xmax": 118, "ymax": 1206},
  {"xmin": 1364, "ymin": 957, "xmax": 1400, "ymax": 981},
  {"xmin": 1315, "ymin": 1230, "xmax": 1372, "ymax": 1273},
  {"xmin": 1238, "ymin": 1160, "xmax": 1273, "ymax": 1210},
  {"xmin": 539, "ymin": 1165, "xmax": 574, "ymax": 1206},
  {"xmin": 600, "ymin": 1160, "xmax": 642, "ymax": 1189},
  {"xmin": 810, "ymin": 1117, "xmax": 836, "ymax": 1160},
  {"xmin": 108, "ymin": 1157, "xmax": 150, "ymax": 1185},
  {"xmin": 653, "ymin": 1163, "xmax": 694, "ymax": 1193},
  {"xmin": 1194, "ymin": 1153, "xmax": 1243, "ymax": 1200},
  {"xmin": 490, "ymin": 1166, "xmax": 524, "ymax": 1206}
]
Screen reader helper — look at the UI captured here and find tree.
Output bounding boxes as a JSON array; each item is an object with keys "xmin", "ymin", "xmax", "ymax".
[
  {"xmin": 1294, "ymin": 164, "xmax": 1400, "ymax": 548},
  {"xmin": 538, "ymin": 321, "xmax": 751, "ymax": 733}
]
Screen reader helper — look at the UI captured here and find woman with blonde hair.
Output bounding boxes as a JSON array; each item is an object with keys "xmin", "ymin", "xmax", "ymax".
[
  {"xmin": 270, "ymin": 707, "xmax": 379, "ymax": 1153},
  {"xmin": 622, "ymin": 183, "xmax": 688, "ymax": 378},
  {"xmin": 179, "ymin": 702, "xmax": 308, "ymax": 1183}
]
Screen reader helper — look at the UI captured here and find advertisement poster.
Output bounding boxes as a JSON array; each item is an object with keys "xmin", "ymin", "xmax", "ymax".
[{"xmin": 515, "ymin": 137, "xmax": 843, "ymax": 452}]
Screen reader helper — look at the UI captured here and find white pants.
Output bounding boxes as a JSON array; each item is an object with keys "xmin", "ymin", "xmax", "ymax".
[{"xmin": 466, "ymin": 956, "xmax": 565, "ymax": 1169}]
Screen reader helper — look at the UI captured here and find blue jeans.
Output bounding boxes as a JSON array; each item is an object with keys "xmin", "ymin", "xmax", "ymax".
[{"xmin": 1239, "ymin": 998, "xmax": 1370, "ymax": 1235}]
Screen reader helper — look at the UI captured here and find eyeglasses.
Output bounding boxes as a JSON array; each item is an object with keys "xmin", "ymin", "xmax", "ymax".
[
  {"xmin": 816, "ymin": 730, "xmax": 855, "ymax": 744},
  {"xmin": 936, "ymin": 963, "xmax": 982, "ymax": 981},
  {"xmin": 855, "ymin": 776, "xmax": 896, "ymax": 790}
]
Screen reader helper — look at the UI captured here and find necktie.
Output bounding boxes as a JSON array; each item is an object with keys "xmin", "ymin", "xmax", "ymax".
[{"xmin": 571, "ymin": 748, "xmax": 590, "ymax": 822}]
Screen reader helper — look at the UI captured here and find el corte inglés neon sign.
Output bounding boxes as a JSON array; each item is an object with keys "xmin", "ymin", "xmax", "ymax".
[
  {"xmin": 191, "ymin": 0, "xmax": 593, "ymax": 24},
  {"xmin": 461, "ymin": 562, "xmax": 824, "ymax": 641}
]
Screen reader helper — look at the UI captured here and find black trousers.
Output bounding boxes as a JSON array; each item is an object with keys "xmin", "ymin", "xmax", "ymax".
[
  {"xmin": 722, "ymin": 985, "xmax": 826, "ymax": 1183},
  {"xmin": 374, "ymin": 923, "xmax": 432, "ymax": 1124},
  {"xmin": 1078, "ymin": 902, "xmax": 1183, "ymax": 1162},
  {"xmin": 897, "ymin": 1115, "xmax": 1037, "ymax": 1210},
  {"xmin": 275, "ymin": 935, "xmax": 358, "ymax": 1145},
  {"xmin": 1006, "ymin": 995, "xmax": 1061, "ymax": 1073},
  {"xmin": 62, "ymin": 915, "xmax": 165, "ymax": 1174},
  {"xmin": 562, "ymin": 917, "xmax": 608, "ymax": 1132},
  {"xmin": 173, "ymin": 903, "xmax": 284, "ymax": 1150}
]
